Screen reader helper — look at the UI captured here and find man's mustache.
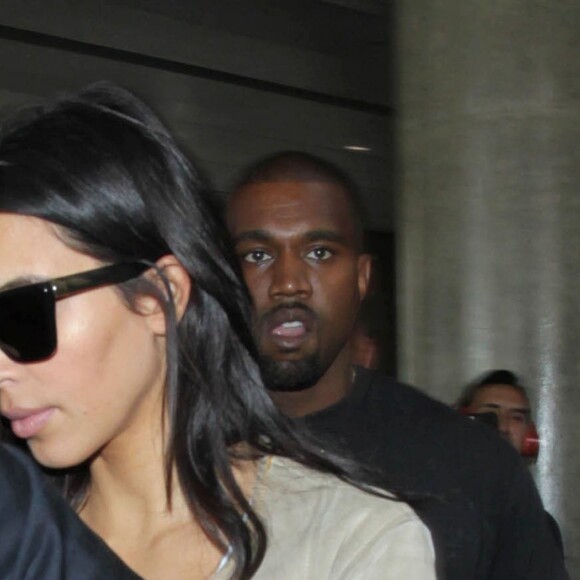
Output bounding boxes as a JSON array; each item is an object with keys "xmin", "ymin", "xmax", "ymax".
[{"xmin": 258, "ymin": 302, "xmax": 317, "ymax": 326}]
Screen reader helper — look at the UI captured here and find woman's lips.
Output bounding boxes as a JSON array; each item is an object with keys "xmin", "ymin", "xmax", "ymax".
[{"xmin": 8, "ymin": 408, "xmax": 56, "ymax": 439}]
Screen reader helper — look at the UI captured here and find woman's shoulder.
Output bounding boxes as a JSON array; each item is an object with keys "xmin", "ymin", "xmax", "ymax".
[
  {"xmin": 258, "ymin": 455, "xmax": 418, "ymax": 525},
  {"xmin": 252, "ymin": 456, "xmax": 435, "ymax": 580}
]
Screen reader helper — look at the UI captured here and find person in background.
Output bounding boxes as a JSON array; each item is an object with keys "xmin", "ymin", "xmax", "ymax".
[
  {"xmin": 350, "ymin": 288, "xmax": 385, "ymax": 370},
  {"xmin": 456, "ymin": 369, "xmax": 534, "ymax": 453},
  {"xmin": 225, "ymin": 150, "xmax": 569, "ymax": 580},
  {"xmin": 0, "ymin": 84, "xmax": 434, "ymax": 580},
  {"xmin": 456, "ymin": 369, "xmax": 564, "ymax": 555},
  {"xmin": 351, "ymin": 319, "xmax": 381, "ymax": 370}
]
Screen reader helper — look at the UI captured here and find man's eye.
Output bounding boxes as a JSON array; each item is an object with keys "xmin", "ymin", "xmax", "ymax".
[
  {"xmin": 306, "ymin": 247, "xmax": 333, "ymax": 261},
  {"xmin": 243, "ymin": 250, "xmax": 271, "ymax": 263}
]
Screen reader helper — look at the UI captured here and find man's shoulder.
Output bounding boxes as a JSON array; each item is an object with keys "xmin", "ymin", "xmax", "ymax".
[
  {"xmin": 306, "ymin": 366, "xmax": 522, "ymax": 477},
  {"xmin": 344, "ymin": 367, "xmax": 475, "ymax": 431},
  {"xmin": 301, "ymin": 371, "xmax": 569, "ymax": 580},
  {"xmin": 352, "ymin": 367, "xmax": 447, "ymax": 409}
]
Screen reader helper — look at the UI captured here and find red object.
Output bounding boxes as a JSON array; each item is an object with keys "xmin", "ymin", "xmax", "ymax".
[{"xmin": 521, "ymin": 422, "xmax": 540, "ymax": 458}]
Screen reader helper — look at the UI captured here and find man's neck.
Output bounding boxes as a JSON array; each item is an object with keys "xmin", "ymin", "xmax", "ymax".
[{"xmin": 269, "ymin": 349, "xmax": 355, "ymax": 418}]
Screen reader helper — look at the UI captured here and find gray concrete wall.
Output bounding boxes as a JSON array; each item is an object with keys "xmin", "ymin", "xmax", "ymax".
[{"xmin": 397, "ymin": 1, "xmax": 580, "ymax": 575}]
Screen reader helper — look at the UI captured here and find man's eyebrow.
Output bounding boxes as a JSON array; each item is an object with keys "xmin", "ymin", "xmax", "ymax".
[
  {"xmin": 232, "ymin": 229, "xmax": 348, "ymax": 245},
  {"xmin": 511, "ymin": 408, "xmax": 531, "ymax": 416},
  {"xmin": 232, "ymin": 230, "xmax": 272, "ymax": 244},
  {"xmin": 303, "ymin": 230, "xmax": 347, "ymax": 244},
  {"xmin": 479, "ymin": 402, "xmax": 531, "ymax": 415}
]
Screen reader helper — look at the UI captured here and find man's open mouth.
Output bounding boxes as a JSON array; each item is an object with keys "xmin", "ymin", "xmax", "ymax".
[{"xmin": 262, "ymin": 305, "xmax": 316, "ymax": 348}]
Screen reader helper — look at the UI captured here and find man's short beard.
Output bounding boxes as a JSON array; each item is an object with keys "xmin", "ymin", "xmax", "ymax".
[{"xmin": 259, "ymin": 352, "xmax": 324, "ymax": 392}]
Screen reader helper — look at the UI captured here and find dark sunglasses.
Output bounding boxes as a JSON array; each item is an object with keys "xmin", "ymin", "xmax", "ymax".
[{"xmin": 0, "ymin": 261, "xmax": 150, "ymax": 363}]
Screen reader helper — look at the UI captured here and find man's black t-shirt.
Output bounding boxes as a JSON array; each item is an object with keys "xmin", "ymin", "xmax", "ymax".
[{"xmin": 302, "ymin": 367, "xmax": 567, "ymax": 580}]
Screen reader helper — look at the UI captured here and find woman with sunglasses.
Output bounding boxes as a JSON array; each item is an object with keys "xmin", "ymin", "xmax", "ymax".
[{"xmin": 0, "ymin": 83, "xmax": 434, "ymax": 579}]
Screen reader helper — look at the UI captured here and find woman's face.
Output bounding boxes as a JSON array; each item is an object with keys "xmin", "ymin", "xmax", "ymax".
[{"xmin": 0, "ymin": 214, "xmax": 167, "ymax": 468}]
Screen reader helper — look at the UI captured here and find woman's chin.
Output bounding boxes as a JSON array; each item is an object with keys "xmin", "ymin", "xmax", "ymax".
[{"xmin": 28, "ymin": 440, "xmax": 90, "ymax": 471}]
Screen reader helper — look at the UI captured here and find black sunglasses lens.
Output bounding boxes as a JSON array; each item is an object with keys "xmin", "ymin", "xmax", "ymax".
[{"xmin": 0, "ymin": 285, "xmax": 56, "ymax": 362}]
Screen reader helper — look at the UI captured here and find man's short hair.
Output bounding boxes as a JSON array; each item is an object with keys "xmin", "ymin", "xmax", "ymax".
[
  {"xmin": 233, "ymin": 150, "xmax": 366, "ymax": 251},
  {"xmin": 456, "ymin": 369, "xmax": 531, "ymax": 412}
]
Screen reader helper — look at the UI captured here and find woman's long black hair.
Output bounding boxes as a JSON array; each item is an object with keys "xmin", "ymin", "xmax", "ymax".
[{"xmin": 0, "ymin": 83, "xmax": 390, "ymax": 578}]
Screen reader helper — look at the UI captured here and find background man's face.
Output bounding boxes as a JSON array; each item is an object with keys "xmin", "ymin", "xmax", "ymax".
[
  {"xmin": 227, "ymin": 180, "xmax": 370, "ymax": 391},
  {"xmin": 471, "ymin": 385, "xmax": 531, "ymax": 453}
]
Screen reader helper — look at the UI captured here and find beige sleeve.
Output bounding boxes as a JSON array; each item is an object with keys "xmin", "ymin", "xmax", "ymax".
[
  {"xmin": 327, "ymin": 503, "xmax": 436, "ymax": 580},
  {"xmin": 251, "ymin": 459, "xmax": 436, "ymax": 580}
]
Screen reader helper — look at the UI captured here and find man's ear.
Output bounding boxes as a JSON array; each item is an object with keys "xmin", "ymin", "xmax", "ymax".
[
  {"xmin": 139, "ymin": 255, "xmax": 192, "ymax": 336},
  {"xmin": 357, "ymin": 253, "xmax": 372, "ymax": 300}
]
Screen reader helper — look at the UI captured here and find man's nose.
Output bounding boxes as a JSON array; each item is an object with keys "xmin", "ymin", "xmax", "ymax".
[
  {"xmin": 269, "ymin": 253, "xmax": 312, "ymax": 299},
  {"xmin": 496, "ymin": 412, "xmax": 510, "ymax": 435}
]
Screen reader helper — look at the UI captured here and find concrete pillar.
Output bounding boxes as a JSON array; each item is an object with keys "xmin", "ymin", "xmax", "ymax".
[{"xmin": 397, "ymin": 1, "xmax": 580, "ymax": 573}]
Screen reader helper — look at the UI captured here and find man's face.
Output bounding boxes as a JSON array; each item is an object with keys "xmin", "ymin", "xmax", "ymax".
[
  {"xmin": 226, "ymin": 180, "xmax": 371, "ymax": 391},
  {"xmin": 471, "ymin": 385, "xmax": 531, "ymax": 453}
]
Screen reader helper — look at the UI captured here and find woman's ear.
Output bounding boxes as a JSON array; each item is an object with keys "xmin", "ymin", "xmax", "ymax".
[{"xmin": 139, "ymin": 255, "xmax": 192, "ymax": 336}]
